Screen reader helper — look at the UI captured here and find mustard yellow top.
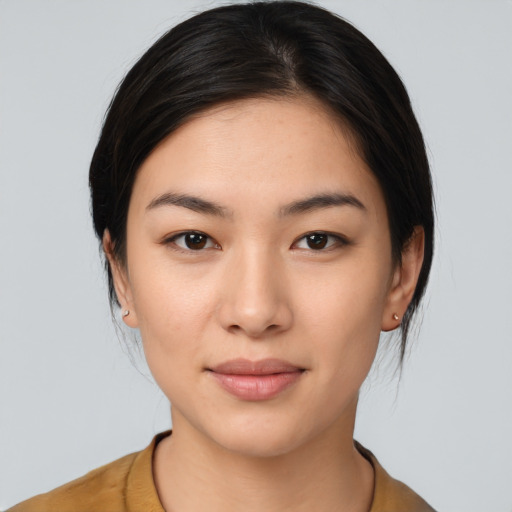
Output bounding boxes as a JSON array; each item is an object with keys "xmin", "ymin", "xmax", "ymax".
[{"xmin": 9, "ymin": 431, "xmax": 436, "ymax": 512}]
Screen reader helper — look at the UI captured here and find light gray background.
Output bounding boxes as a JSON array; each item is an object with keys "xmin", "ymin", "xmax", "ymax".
[{"xmin": 1, "ymin": 1, "xmax": 511, "ymax": 510}]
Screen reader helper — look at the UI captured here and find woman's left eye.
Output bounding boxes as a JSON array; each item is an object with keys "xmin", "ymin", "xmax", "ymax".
[{"xmin": 293, "ymin": 232, "xmax": 347, "ymax": 251}]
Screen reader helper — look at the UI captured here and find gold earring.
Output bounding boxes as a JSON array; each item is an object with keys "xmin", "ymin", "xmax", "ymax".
[
  {"xmin": 392, "ymin": 313, "xmax": 399, "ymax": 321},
  {"xmin": 122, "ymin": 310, "xmax": 130, "ymax": 318}
]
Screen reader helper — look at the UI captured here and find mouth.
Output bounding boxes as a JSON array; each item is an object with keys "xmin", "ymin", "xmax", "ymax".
[{"xmin": 206, "ymin": 358, "xmax": 306, "ymax": 401}]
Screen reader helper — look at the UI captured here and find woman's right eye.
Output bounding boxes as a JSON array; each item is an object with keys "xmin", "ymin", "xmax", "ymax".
[{"xmin": 165, "ymin": 231, "xmax": 220, "ymax": 252}]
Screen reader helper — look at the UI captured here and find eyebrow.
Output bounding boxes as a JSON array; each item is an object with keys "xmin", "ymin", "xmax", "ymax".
[
  {"xmin": 146, "ymin": 192, "xmax": 232, "ymax": 218},
  {"xmin": 145, "ymin": 191, "xmax": 366, "ymax": 218},
  {"xmin": 278, "ymin": 192, "xmax": 366, "ymax": 217}
]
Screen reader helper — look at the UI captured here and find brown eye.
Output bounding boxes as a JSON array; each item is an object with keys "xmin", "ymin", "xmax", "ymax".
[
  {"xmin": 167, "ymin": 231, "xmax": 218, "ymax": 252},
  {"xmin": 294, "ymin": 232, "xmax": 347, "ymax": 251},
  {"xmin": 306, "ymin": 233, "xmax": 328, "ymax": 249},
  {"xmin": 184, "ymin": 233, "xmax": 207, "ymax": 249}
]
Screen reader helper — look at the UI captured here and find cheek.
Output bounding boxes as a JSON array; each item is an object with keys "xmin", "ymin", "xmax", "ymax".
[
  {"xmin": 131, "ymin": 268, "xmax": 212, "ymax": 404},
  {"xmin": 298, "ymin": 255, "xmax": 390, "ymax": 335},
  {"xmin": 295, "ymin": 257, "xmax": 390, "ymax": 380},
  {"xmin": 127, "ymin": 253, "xmax": 218, "ymax": 373},
  {"xmin": 130, "ymin": 246, "xmax": 211, "ymax": 324}
]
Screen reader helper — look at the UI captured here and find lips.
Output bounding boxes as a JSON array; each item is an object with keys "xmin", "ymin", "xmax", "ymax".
[{"xmin": 207, "ymin": 358, "xmax": 305, "ymax": 401}]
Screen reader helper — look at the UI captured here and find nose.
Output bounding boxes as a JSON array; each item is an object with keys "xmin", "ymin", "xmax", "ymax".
[{"xmin": 216, "ymin": 246, "xmax": 293, "ymax": 339}]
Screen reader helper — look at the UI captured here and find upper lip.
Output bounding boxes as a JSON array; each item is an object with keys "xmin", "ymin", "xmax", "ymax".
[{"xmin": 208, "ymin": 358, "xmax": 304, "ymax": 375}]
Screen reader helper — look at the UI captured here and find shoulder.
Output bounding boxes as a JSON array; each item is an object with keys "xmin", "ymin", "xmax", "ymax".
[
  {"xmin": 8, "ymin": 431, "xmax": 169, "ymax": 512},
  {"xmin": 7, "ymin": 450, "xmax": 139, "ymax": 512},
  {"xmin": 355, "ymin": 442, "xmax": 437, "ymax": 512}
]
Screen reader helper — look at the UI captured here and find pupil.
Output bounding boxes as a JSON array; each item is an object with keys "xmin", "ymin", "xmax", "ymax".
[
  {"xmin": 186, "ymin": 233, "xmax": 207, "ymax": 250},
  {"xmin": 307, "ymin": 234, "xmax": 327, "ymax": 249}
]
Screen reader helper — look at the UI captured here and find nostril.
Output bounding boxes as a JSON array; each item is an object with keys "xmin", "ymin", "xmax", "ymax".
[{"xmin": 227, "ymin": 322, "xmax": 281, "ymax": 338}]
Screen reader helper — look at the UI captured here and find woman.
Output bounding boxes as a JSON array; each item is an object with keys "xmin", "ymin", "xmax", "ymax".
[{"xmin": 9, "ymin": 2, "xmax": 435, "ymax": 510}]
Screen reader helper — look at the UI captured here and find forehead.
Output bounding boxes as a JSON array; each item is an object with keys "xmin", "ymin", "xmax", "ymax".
[{"xmin": 131, "ymin": 96, "xmax": 385, "ymax": 219}]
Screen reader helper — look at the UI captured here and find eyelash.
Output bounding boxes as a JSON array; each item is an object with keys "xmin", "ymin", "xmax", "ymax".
[{"xmin": 162, "ymin": 230, "xmax": 349, "ymax": 255}]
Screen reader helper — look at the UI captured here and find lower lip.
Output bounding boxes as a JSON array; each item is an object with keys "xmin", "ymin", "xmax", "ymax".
[{"xmin": 209, "ymin": 371, "xmax": 303, "ymax": 401}]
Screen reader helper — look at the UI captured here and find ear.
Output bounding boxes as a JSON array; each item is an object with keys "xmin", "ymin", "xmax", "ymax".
[
  {"xmin": 102, "ymin": 230, "xmax": 139, "ymax": 328},
  {"xmin": 381, "ymin": 226, "xmax": 425, "ymax": 332}
]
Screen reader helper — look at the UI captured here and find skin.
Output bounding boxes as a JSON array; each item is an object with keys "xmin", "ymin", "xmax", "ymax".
[{"xmin": 105, "ymin": 96, "xmax": 424, "ymax": 512}]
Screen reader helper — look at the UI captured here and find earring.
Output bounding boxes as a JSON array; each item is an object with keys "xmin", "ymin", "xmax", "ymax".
[
  {"xmin": 122, "ymin": 310, "xmax": 130, "ymax": 318},
  {"xmin": 392, "ymin": 313, "xmax": 399, "ymax": 321}
]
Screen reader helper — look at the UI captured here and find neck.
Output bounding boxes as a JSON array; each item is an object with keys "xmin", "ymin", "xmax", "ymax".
[{"xmin": 153, "ymin": 404, "xmax": 374, "ymax": 512}]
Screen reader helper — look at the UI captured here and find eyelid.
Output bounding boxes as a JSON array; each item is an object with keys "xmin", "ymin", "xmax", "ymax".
[
  {"xmin": 292, "ymin": 231, "xmax": 349, "ymax": 251},
  {"xmin": 163, "ymin": 230, "xmax": 221, "ymax": 253}
]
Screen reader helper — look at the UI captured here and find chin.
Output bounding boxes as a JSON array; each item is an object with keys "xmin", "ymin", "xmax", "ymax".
[
  {"xmin": 216, "ymin": 428, "xmax": 305, "ymax": 459},
  {"xmin": 199, "ymin": 409, "xmax": 317, "ymax": 459}
]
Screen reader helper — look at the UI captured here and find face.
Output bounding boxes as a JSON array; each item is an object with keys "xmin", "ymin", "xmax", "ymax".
[{"xmin": 109, "ymin": 97, "xmax": 419, "ymax": 457}]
